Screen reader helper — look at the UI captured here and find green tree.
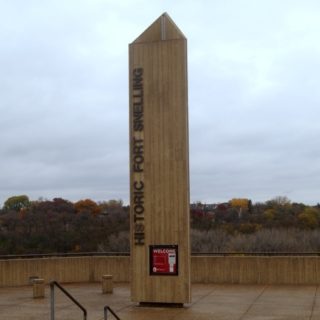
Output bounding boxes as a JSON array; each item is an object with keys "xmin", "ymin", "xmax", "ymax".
[
  {"xmin": 3, "ymin": 195, "xmax": 30, "ymax": 212},
  {"xmin": 266, "ymin": 196, "xmax": 291, "ymax": 207}
]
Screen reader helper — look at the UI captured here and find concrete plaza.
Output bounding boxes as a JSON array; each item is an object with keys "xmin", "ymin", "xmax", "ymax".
[{"xmin": 1, "ymin": 283, "xmax": 319, "ymax": 320}]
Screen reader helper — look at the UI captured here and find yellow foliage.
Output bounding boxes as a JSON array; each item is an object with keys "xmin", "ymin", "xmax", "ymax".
[
  {"xmin": 230, "ymin": 198, "xmax": 249, "ymax": 209},
  {"xmin": 298, "ymin": 208, "xmax": 320, "ymax": 229},
  {"xmin": 263, "ymin": 209, "xmax": 275, "ymax": 221}
]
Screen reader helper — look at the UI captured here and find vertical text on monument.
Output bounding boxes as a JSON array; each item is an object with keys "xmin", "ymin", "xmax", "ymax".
[{"xmin": 131, "ymin": 67, "xmax": 145, "ymax": 245}]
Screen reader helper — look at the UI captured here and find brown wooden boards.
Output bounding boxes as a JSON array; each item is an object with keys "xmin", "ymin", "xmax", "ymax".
[{"xmin": 129, "ymin": 13, "xmax": 191, "ymax": 304}]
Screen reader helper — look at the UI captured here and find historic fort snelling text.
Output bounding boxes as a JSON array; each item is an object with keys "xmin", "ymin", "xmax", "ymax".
[{"xmin": 131, "ymin": 67, "xmax": 145, "ymax": 245}]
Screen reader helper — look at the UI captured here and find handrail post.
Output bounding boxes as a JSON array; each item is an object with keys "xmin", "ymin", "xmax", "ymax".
[
  {"xmin": 50, "ymin": 281, "xmax": 87, "ymax": 320},
  {"xmin": 50, "ymin": 282, "xmax": 55, "ymax": 320},
  {"xmin": 104, "ymin": 306, "xmax": 107, "ymax": 319},
  {"xmin": 104, "ymin": 305, "xmax": 120, "ymax": 320}
]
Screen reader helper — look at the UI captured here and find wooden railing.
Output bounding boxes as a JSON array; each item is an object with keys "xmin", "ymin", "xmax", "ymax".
[{"xmin": 2, "ymin": 254, "xmax": 320, "ymax": 286}]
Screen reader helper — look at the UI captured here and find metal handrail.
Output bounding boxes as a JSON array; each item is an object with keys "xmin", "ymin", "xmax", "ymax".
[
  {"xmin": 104, "ymin": 305, "xmax": 120, "ymax": 320},
  {"xmin": 50, "ymin": 281, "xmax": 87, "ymax": 320}
]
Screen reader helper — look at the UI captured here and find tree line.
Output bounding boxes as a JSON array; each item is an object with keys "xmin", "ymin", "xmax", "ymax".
[
  {"xmin": 191, "ymin": 196, "xmax": 320, "ymax": 252},
  {"xmin": 191, "ymin": 196, "xmax": 320, "ymax": 232},
  {"xmin": 0, "ymin": 196, "xmax": 129, "ymax": 254},
  {"xmin": 1, "ymin": 195, "xmax": 320, "ymax": 254}
]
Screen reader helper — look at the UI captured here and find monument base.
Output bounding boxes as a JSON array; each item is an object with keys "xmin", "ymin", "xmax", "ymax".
[{"xmin": 138, "ymin": 302, "xmax": 184, "ymax": 308}]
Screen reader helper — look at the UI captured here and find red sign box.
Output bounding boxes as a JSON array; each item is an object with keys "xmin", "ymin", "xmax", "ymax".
[{"xmin": 149, "ymin": 245, "xmax": 178, "ymax": 276}]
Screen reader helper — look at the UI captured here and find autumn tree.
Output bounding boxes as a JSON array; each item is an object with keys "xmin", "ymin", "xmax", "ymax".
[
  {"xmin": 262, "ymin": 208, "xmax": 276, "ymax": 227},
  {"xmin": 230, "ymin": 198, "xmax": 250, "ymax": 209},
  {"xmin": 74, "ymin": 199, "xmax": 101, "ymax": 215},
  {"xmin": 230, "ymin": 198, "xmax": 251, "ymax": 217},
  {"xmin": 298, "ymin": 208, "xmax": 320, "ymax": 229},
  {"xmin": 30, "ymin": 198, "xmax": 74, "ymax": 215},
  {"xmin": 98, "ymin": 199, "xmax": 124, "ymax": 215}
]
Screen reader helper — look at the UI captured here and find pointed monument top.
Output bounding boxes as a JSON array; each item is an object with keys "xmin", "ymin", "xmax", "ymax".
[{"xmin": 132, "ymin": 12, "xmax": 186, "ymax": 43}]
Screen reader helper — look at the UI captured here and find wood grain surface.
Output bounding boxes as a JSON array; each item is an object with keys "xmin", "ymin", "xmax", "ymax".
[{"xmin": 129, "ymin": 13, "xmax": 191, "ymax": 303}]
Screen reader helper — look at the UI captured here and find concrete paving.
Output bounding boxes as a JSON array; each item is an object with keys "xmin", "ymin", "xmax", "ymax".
[{"xmin": 0, "ymin": 283, "xmax": 319, "ymax": 320}]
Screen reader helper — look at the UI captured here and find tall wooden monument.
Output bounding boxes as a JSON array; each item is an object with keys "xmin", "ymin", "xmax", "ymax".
[{"xmin": 129, "ymin": 13, "xmax": 190, "ymax": 304}]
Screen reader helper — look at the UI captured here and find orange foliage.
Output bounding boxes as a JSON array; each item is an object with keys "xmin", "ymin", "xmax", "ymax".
[{"xmin": 74, "ymin": 199, "xmax": 101, "ymax": 215}]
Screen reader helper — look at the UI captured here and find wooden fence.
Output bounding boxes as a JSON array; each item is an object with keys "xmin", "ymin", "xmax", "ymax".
[
  {"xmin": 191, "ymin": 256, "xmax": 320, "ymax": 284},
  {"xmin": 1, "ymin": 255, "xmax": 320, "ymax": 287}
]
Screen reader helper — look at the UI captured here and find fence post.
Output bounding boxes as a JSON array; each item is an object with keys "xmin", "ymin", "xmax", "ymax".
[{"xmin": 50, "ymin": 282, "xmax": 55, "ymax": 320}]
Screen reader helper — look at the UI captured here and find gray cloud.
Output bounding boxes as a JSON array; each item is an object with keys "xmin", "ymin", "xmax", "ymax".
[{"xmin": 1, "ymin": 1, "xmax": 320, "ymax": 205}]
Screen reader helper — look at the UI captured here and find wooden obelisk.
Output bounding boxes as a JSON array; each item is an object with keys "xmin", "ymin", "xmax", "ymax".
[{"xmin": 129, "ymin": 13, "xmax": 190, "ymax": 304}]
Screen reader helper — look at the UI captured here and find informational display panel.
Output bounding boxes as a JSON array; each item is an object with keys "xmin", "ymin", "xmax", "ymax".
[
  {"xmin": 129, "ymin": 13, "xmax": 191, "ymax": 304},
  {"xmin": 150, "ymin": 245, "xmax": 178, "ymax": 276}
]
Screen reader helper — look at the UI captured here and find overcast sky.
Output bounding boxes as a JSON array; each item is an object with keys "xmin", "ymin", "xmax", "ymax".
[{"xmin": 1, "ymin": 0, "xmax": 320, "ymax": 206}]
